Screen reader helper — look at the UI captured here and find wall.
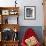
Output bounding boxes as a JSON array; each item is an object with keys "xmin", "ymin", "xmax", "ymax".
[
  {"xmin": 18, "ymin": 26, "xmax": 43, "ymax": 44},
  {"xmin": 18, "ymin": 0, "xmax": 44, "ymax": 26},
  {"xmin": 0, "ymin": 0, "xmax": 44, "ymax": 26}
]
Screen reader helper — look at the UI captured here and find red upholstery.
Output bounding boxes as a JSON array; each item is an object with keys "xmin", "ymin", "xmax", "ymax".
[{"xmin": 21, "ymin": 28, "xmax": 41, "ymax": 46}]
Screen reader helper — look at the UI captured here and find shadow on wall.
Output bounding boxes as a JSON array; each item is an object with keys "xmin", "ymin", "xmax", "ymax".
[{"xmin": 18, "ymin": 26, "xmax": 43, "ymax": 44}]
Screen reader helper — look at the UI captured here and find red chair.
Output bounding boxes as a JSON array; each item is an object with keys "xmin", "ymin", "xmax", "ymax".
[{"xmin": 21, "ymin": 28, "xmax": 41, "ymax": 46}]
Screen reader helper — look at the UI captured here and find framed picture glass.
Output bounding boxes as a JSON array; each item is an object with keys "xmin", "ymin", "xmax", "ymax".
[
  {"xmin": 2, "ymin": 10, "xmax": 9, "ymax": 15},
  {"xmin": 24, "ymin": 6, "xmax": 36, "ymax": 20}
]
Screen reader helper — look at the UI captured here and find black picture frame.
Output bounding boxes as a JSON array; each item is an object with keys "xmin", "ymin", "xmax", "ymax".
[{"xmin": 24, "ymin": 6, "xmax": 36, "ymax": 20}]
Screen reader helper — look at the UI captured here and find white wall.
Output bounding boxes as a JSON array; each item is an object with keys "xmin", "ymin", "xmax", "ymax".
[{"xmin": 0, "ymin": 0, "xmax": 44, "ymax": 26}]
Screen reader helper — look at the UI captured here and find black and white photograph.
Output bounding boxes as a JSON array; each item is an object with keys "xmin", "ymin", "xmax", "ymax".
[{"xmin": 24, "ymin": 6, "xmax": 36, "ymax": 20}]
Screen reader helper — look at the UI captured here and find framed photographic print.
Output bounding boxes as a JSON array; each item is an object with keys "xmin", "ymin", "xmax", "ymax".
[
  {"xmin": 24, "ymin": 6, "xmax": 36, "ymax": 20},
  {"xmin": 2, "ymin": 10, "xmax": 9, "ymax": 15}
]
